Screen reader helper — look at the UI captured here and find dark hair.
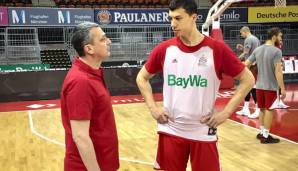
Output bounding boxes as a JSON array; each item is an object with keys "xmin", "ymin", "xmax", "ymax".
[
  {"xmin": 71, "ymin": 22, "xmax": 99, "ymax": 57},
  {"xmin": 267, "ymin": 27, "xmax": 282, "ymax": 40},
  {"xmin": 169, "ymin": 0, "xmax": 198, "ymax": 15}
]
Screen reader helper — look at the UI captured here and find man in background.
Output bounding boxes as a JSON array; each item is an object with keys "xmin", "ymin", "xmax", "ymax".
[
  {"xmin": 245, "ymin": 27, "xmax": 286, "ymax": 144},
  {"xmin": 236, "ymin": 26, "xmax": 260, "ymax": 119}
]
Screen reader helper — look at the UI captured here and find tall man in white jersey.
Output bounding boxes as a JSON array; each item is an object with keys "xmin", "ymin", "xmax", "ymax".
[
  {"xmin": 136, "ymin": 0, "xmax": 254, "ymax": 170},
  {"xmin": 245, "ymin": 27, "xmax": 286, "ymax": 144}
]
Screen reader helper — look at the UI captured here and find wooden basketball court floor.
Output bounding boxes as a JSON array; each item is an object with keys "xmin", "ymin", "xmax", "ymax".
[{"xmin": 0, "ymin": 84, "xmax": 298, "ymax": 171}]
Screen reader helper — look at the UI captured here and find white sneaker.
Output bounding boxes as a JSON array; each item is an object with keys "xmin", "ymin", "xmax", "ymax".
[
  {"xmin": 278, "ymin": 100, "xmax": 290, "ymax": 109},
  {"xmin": 270, "ymin": 99, "xmax": 290, "ymax": 109},
  {"xmin": 236, "ymin": 108, "xmax": 250, "ymax": 116},
  {"xmin": 248, "ymin": 109, "xmax": 260, "ymax": 119}
]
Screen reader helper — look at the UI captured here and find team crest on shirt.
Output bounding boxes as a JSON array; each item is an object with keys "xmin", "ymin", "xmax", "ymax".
[
  {"xmin": 172, "ymin": 58, "xmax": 178, "ymax": 63},
  {"xmin": 198, "ymin": 54, "xmax": 207, "ymax": 66}
]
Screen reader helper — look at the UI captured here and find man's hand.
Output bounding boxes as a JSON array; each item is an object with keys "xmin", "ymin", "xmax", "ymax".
[
  {"xmin": 280, "ymin": 89, "xmax": 286, "ymax": 100},
  {"xmin": 200, "ymin": 111, "xmax": 230, "ymax": 128},
  {"xmin": 236, "ymin": 44, "xmax": 243, "ymax": 51},
  {"xmin": 150, "ymin": 107, "xmax": 169, "ymax": 124},
  {"xmin": 70, "ymin": 120, "xmax": 101, "ymax": 171}
]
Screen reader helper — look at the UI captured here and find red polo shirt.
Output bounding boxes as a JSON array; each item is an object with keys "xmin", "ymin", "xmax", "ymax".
[{"xmin": 61, "ymin": 58, "xmax": 119, "ymax": 171}]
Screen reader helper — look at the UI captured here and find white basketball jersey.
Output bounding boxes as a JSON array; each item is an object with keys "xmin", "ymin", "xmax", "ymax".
[{"xmin": 145, "ymin": 36, "xmax": 244, "ymax": 141}]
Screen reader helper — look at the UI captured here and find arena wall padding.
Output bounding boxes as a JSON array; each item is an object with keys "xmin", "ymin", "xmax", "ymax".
[
  {"xmin": 0, "ymin": 68, "xmax": 163, "ymax": 102},
  {"xmin": 0, "ymin": 68, "xmax": 295, "ymax": 102}
]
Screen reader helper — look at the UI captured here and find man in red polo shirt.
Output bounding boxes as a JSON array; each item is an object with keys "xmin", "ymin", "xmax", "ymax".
[{"xmin": 61, "ymin": 22, "xmax": 119, "ymax": 171}]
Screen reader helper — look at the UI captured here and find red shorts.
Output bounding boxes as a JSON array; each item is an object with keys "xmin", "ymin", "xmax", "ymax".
[
  {"xmin": 256, "ymin": 89, "xmax": 277, "ymax": 109},
  {"xmin": 154, "ymin": 133, "xmax": 220, "ymax": 171}
]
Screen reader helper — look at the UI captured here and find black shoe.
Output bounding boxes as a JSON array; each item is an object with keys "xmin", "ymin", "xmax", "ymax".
[
  {"xmin": 256, "ymin": 133, "xmax": 263, "ymax": 140},
  {"xmin": 260, "ymin": 135, "xmax": 280, "ymax": 144}
]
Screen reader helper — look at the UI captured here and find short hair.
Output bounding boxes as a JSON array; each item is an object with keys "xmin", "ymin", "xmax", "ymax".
[
  {"xmin": 240, "ymin": 26, "xmax": 250, "ymax": 33},
  {"xmin": 267, "ymin": 27, "xmax": 282, "ymax": 40},
  {"xmin": 169, "ymin": 0, "xmax": 198, "ymax": 15},
  {"xmin": 71, "ymin": 22, "xmax": 99, "ymax": 57}
]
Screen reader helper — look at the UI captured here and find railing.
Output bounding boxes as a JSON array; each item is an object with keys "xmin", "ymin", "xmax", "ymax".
[{"xmin": 0, "ymin": 23, "xmax": 297, "ymax": 65}]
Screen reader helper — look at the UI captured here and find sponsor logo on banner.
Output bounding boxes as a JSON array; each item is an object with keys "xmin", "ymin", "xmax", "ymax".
[
  {"xmin": 0, "ymin": 7, "xmax": 8, "ymax": 26},
  {"xmin": 220, "ymin": 9, "xmax": 241, "ymax": 21},
  {"xmin": 11, "ymin": 9, "xmax": 26, "ymax": 24},
  {"xmin": 58, "ymin": 10, "xmax": 71, "ymax": 24},
  {"xmin": 248, "ymin": 6, "xmax": 298, "ymax": 23},
  {"xmin": 197, "ymin": 8, "xmax": 245, "ymax": 23},
  {"xmin": 112, "ymin": 11, "xmax": 169, "ymax": 23},
  {"xmin": 97, "ymin": 10, "xmax": 112, "ymax": 25},
  {"xmin": 95, "ymin": 9, "xmax": 170, "ymax": 25}
]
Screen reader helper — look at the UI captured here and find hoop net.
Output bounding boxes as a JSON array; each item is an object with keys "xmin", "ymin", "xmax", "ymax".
[{"xmin": 275, "ymin": 0, "xmax": 287, "ymax": 7}]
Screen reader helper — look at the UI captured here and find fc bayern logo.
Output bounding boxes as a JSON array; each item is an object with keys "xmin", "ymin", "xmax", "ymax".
[
  {"xmin": 198, "ymin": 54, "xmax": 207, "ymax": 66},
  {"xmin": 97, "ymin": 10, "xmax": 112, "ymax": 25}
]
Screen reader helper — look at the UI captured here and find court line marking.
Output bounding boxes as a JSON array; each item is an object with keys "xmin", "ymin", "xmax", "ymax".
[
  {"xmin": 239, "ymin": 105, "xmax": 298, "ymax": 111},
  {"xmin": 27, "ymin": 109, "xmax": 297, "ymax": 169},
  {"xmin": 227, "ymin": 119, "xmax": 298, "ymax": 145},
  {"xmin": 235, "ymin": 105, "xmax": 298, "ymax": 144},
  {"xmin": 28, "ymin": 110, "xmax": 65, "ymax": 146},
  {"xmin": 28, "ymin": 110, "xmax": 154, "ymax": 166}
]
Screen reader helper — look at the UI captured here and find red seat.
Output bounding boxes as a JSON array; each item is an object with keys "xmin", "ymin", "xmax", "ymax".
[
  {"xmin": 136, "ymin": 0, "xmax": 144, "ymax": 4},
  {"xmin": 144, "ymin": 0, "xmax": 151, "ymax": 4},
  {"xmin": 129, "ymin": 0, "xmax": 136, "ymax": 4},
  {"xmin": 122, "ymin": 0, "xmax": 129, "ymax": 4}
]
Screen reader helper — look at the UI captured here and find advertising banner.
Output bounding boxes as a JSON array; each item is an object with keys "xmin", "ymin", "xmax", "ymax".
[
  {"xmin": 248, "ymin": 6, "xmax": 298, "ymax": 23},
  {"xmin": 212, "ymin": 8, "xmax": 247, "ymax": 23},
  {"xmin": 8, "ymin": 7, "xmax": 94, "ymax": 26},
  {"xmin": 0, "ymin": 7, "xmax": 8, "ymax": 26},
  {"xmin": 95, "ymin": 8, "xmax": 247, "ymax": 25},
  {"xmin": 0, "ymin": 64, "xmax": 50, "ymax": 72}
]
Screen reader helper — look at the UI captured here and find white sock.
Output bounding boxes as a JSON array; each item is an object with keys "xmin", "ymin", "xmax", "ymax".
[
  {"xmin": 260, "ymin": 126, "xmax": 264, "ymax": 135},
  {"xmin": 244, "ymin": 101, "xmax": 250, "ymax": 109},
  {"xmin": 255, "ymin": 108, "xmax": 260, "ymax": 113},
  {"xmin": 263, "ymin": 129, "xmax": 269, "ymax": 138},
  {"xmin": 255, "ymin": 103, "xmax": 259, "ymax": 109}
]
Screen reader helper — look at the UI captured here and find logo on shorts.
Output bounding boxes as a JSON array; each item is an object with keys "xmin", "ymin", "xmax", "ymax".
[
  {"xmin": 97, "ymin": 10, "xmax": 112, "ymax": 25},
  {"xmin": 208, "ymin": 127, "xmax": 217, "ymax": 135}
]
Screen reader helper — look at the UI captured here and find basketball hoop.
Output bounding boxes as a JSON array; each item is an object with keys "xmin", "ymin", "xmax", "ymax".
[{"xmin": 275, "ymin": 0, "xmax": 286, "ymax": 7}]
